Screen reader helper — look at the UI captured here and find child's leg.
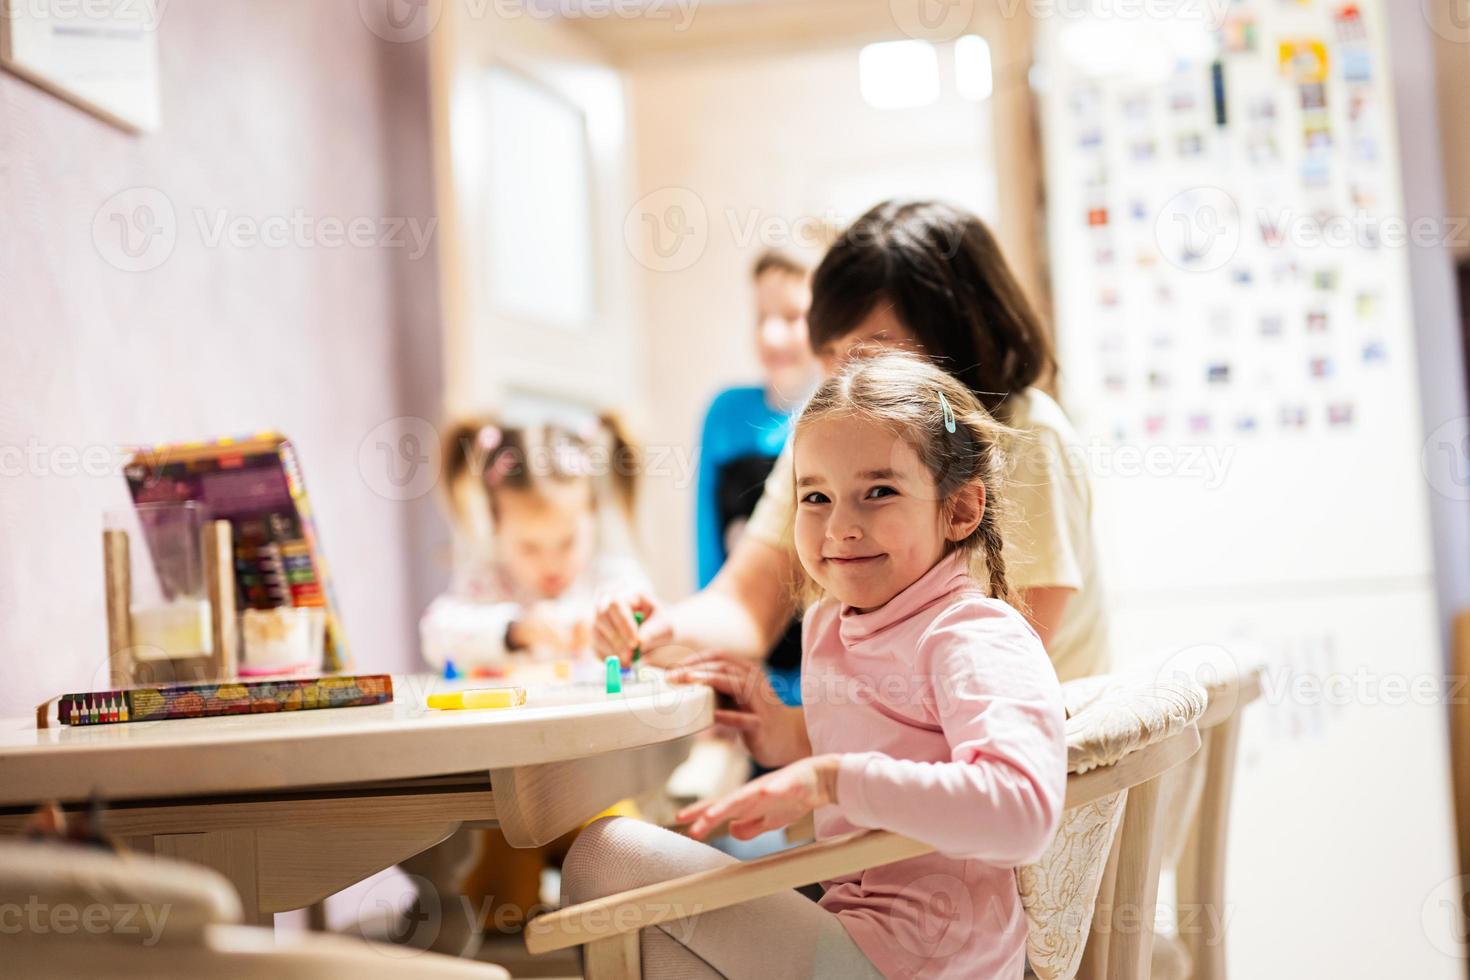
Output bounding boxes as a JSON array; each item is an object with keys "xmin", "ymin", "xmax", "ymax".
[
  {"xmin": 461, "ymin": 827, "xmax": 560, "ymax": 932},
  {"xmin": 560, "ymin": 817, "xmax": 881, "ymax": 980}
]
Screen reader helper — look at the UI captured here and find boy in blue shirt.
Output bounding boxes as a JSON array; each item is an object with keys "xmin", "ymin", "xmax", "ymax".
[{"xmin": 694, "ymin": 250, "xmax": 815, "ymax": 705}]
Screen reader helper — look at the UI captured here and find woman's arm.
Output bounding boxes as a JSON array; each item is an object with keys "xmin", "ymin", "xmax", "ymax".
[
  {"xmin": 1017, "ymin": 585, "xmax": 1074, "ymax": 650},
  {"xmin": 596, "ymin": 441, "xmax": 801, "ymax": 663},
  {"xmin": 596, "ymin": 534, "xmax": 799, "ymax": 663},
  {"xmin": 668, "ymin": 652, "xmax": 811, "ymax": 767},
  {"xmin": 671, "ymin": 436, "xmax": 800, "ymax": 658},
  {"xmin": 1004, "ymin": 412, "xmax": 1093, "ymax": 661},
  {"xmin": 661, "ymin": 536, "xmax": 799, "ymax": 660}
]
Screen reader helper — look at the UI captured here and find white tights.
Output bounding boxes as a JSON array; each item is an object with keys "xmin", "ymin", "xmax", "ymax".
[{"xmin": 559, "ymin": 817, "xmax": 883, "ymax": 979}]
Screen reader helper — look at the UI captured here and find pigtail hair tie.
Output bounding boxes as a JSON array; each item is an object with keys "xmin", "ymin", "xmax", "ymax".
[{"xmin": 483, "ymin": 447, "xmax": 518, "ymax": 487}]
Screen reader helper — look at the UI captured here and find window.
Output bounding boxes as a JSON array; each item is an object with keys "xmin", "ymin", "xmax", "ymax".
[
  {"xmin": 483, "ymin": 66, "xmax": 597, "ymax": 329},
  {"xmin": 955, "ymin": 35, "xmax": 994, "ymax": 102},
  {"xmin": 858, "ymin": 40, "xmax": 940, "ymax": 110}
]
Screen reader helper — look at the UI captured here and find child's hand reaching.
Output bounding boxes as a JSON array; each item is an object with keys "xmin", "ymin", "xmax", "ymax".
[
  {"xmin": 508, "ymin": 603, "xmax": 576, "ymax": 653},
  {"xmin": 667, "ymin": 652, "xmax": 811, "ymax": 768},
  {"xmin": 677, "ymin": 755, "xmax": 840, "ymax": 841}
]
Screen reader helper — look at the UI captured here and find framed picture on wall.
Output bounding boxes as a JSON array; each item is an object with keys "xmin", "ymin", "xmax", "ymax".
[{"xmin": 0, "ymin": 0, "xmax": 162, "ymax": 132}]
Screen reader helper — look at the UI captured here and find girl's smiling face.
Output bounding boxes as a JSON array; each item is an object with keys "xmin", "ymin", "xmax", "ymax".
[{"xmin": 793, "ymin": 413, "xmax": 954, "ymax": 612}]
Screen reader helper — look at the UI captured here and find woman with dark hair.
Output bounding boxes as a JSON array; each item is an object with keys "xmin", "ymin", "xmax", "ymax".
[{"xmin": 595, "ymin": 199, "xmax": 1109, "ymax": 685}]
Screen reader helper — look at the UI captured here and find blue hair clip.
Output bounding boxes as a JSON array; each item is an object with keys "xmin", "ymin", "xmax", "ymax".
[{"xmin": 938, "ymin": 391, "xmax": 957, "ymax": 434}]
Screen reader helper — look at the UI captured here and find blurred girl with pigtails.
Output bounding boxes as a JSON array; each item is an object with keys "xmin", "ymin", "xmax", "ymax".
[
  {"xmin": 400, "ymin": 414, "xmax": 650, "ymax": 957},
  {"xmin": 420, "ymin": 414, "xmax": 649, "ymax": 670}
]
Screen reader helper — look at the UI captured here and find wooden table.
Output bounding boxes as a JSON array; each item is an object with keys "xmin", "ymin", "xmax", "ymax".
[{"xmin": 0, "ymin": 674, "xmax": 712, "ymax": 925}]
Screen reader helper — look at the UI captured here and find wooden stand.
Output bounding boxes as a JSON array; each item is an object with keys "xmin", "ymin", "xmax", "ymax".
[
  {"xmin": 104, "ymin": 520, "xmax": 239, "ymax": 688},
  {"xmin": 202, "ymin": 519, "xmax": 239, "ymax": 679},
  {"xmin": 1451, "ymin": 610, "xmax": 1470, "ymax": 961},
  {"xmin": 102, "ymin": 528, "xmax": 133, "ymax": 685}
]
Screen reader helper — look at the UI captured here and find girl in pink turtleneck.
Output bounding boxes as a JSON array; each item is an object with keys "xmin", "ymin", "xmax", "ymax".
[{"xmin": 560, "ymin": 352, "xmax": 1067, "ymax": 979}]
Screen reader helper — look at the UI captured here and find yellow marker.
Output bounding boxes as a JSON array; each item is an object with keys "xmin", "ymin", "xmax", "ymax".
[{"xmin": 427, "ymin": 687, "xmax": 527, "ymax": 711}]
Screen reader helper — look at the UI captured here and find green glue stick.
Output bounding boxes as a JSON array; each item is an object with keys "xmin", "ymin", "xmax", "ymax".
[
  {"xmin": 632, "ymin": 611, "xmax": 645, "ymax": 664},
  {"xmin": 605, "ymin": 655, "xmax": 622, "ymax": 695}
]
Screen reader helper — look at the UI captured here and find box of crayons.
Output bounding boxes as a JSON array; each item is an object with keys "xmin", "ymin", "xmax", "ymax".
[
  {"xmin": 122, "ymin": 431, "xmax": 349, "ymax": 672},
  {"xmin": 58, "ymin": 674, "xmax": 393, "ymax": 726}
]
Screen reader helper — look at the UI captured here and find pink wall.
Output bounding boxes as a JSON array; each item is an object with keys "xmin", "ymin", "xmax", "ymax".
[{"xmin": 0, "ymin": 0, "xmax": 450, "ymax": 715}]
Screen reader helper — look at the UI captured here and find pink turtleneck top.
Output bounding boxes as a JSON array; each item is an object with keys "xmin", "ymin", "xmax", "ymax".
[{"xmin": 803, "ymin": 552, "xmax": 1067, "ymax": 979}]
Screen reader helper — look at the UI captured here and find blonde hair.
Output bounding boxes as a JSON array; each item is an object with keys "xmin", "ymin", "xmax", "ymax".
[
  {"xmin": 440, "ymin": 415, "xmax": 638, "ymax": 534},
  {"xmin": 793, "ymin": 351, "xmax": 1015, "ymax": 604}
]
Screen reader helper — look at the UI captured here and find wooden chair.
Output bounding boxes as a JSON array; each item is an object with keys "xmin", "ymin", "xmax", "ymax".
[
  {"xmin": 525, "ymin": 675, "xmax": 1208, "ymax": 979},
  {"xmin": 1, "ymin": 840, "xmax": 510, "ymax": 979},
  {"xmin": 1146, "ymin": 657, "xmax": 1265, "ymax": 980}
]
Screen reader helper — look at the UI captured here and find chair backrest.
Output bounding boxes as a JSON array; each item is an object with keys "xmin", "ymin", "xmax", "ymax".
[
  {"xmin": 1021, "ymin": 672, "xmax": 1208, "ymax": 980},
  {"xmin": 0, "ymin": 840, "xmax": 507, "ymax": 979},
  {"xmin": 0, "ymin": 839, "xmax": 241, "ymax": 945},
  {"xmin": 1161, "ymin": 655, "xmax": 1264, "ymax": 980},
  {"xmin": 10, "ymin": 926, "xmax": 508, "ymax": 979}
]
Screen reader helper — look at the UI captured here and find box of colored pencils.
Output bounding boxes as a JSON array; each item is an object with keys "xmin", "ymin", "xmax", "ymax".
[
  {"xmin": 58, "ymin": 674, "xmax": 392, "ymax": 726},
  {"xmin": 122, "ymin": 431, "xmax": 349, "ymax": 671}
]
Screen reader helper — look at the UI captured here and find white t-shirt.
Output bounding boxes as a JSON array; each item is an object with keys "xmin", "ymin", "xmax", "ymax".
[
  {"xmin": 419, "ymin": 506, "xmax": 650, "ymax": 670},
  {"xmin": 744, "ymin": 387, "xmax": 1110, "ymax": 683}
]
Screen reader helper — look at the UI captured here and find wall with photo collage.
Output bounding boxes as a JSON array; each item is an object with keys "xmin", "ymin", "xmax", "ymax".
[
  {"xmin": 1041, "ymin": 0, "xmax": 1432, "ymax": 592},
  {"xmin": 1038, "ymin": 5, "xmax": 1460, "ymax": 975}
]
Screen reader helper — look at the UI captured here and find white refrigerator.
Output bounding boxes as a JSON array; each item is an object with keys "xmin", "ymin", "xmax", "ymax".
[{"xmin": 1037, "ymin": 1, "xmax": 1461, "ymax": 974}]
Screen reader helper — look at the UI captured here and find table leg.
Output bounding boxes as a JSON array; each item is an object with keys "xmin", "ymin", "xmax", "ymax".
[
  {"xmin": 153, "ymin": 829, "xmax": 271, "ymax": 926},
  {"xmin": 307, "ymin": 901, "xmax": 329, "ymax": 931}
]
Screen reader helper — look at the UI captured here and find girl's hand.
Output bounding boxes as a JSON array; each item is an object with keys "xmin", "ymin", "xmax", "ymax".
[
  {"xmin": 508, "ymin": 604, "xmax": 571, "ymax": 653},
  {"xmin": 667, "ymin": 652, "xmax": 810, "ymax": 768},
  {"xmin": 593, "ymin": 590, "xmax": 674, "ymax": 665},
  {"xmin": 677, "ymin": 755, "xmax": 841, "ymax": 841}
]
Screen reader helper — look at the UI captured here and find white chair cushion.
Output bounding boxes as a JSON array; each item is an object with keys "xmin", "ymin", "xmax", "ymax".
[{"xmin": 1059, "ymin": 671, "xmax": 1208, "ymax": 774}]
